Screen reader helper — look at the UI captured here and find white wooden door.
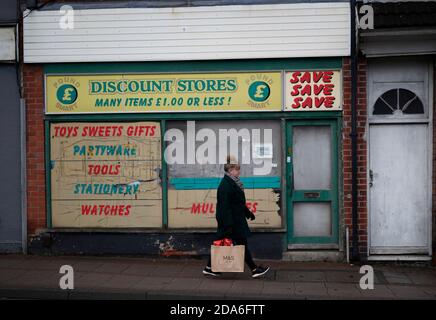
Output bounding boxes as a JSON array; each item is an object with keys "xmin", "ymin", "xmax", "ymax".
[
  {"xmin": 368, "ymin": 58, "xmax": 432, "ymax": 256},
  {"xmin": 369, "ymin": 124, "xmax": 428, "ymax": 253}
]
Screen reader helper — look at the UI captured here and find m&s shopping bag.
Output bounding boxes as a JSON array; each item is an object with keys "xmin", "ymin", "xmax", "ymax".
[{"xmin": 211, "ymin": 239, "xmax": 245, "ymax": 272}]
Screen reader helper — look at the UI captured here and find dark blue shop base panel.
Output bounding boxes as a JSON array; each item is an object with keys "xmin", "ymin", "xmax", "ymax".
[
  {"xmin": 28, "ymin": 232, "xmax": 284, "ymax": 260},
  {"xmin": 0, "ymin": 243, "xmax": 22, "ymax": 253}
]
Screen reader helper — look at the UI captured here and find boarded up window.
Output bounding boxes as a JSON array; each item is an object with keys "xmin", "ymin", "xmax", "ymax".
[
  {"xmin": 165, "ymin": 120, "xmax": 282, "ymax": 229},
  {"xmin": 50, "ymin": 122, "xmax": 162, "ymax": 228}
]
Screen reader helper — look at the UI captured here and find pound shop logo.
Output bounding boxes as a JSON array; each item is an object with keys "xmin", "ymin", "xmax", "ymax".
[
  {"xmin": 246, "ymin": 75, "xmax": 273, "ymax": 109},
  {"xmin": 54, "ymin": 78, "xmax": 79, "ymax": 111}
]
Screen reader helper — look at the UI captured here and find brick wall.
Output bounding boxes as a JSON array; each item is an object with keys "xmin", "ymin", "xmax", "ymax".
[
  {"xmin": 23, "ymin": 64, "xmax": 46, "ymax": 236},
  {"xmin": 342, "ymin": 56, "xmax": 368, "ymax": 259}
]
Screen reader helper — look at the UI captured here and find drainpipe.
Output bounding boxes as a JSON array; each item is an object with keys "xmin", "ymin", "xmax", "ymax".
[{"xmin": 350, "ymin": 0, "xmax": 360, "ymax": 261}]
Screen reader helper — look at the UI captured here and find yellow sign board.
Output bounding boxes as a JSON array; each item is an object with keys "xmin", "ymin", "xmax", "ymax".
[
  {"xmin": 46, "ymin": 72, "xmax": 282, "ymax": 114},
  {"xmin": 168, "ymin": 189, "xmax": 282, "ymax": 229},
  {"xmin": 50, "ymin": 122, "xmax": 162, "ymax": 228}
]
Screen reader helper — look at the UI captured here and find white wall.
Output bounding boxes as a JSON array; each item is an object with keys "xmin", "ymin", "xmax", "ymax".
[{"xmin": 23, "ymin": 2, "xmax": 350, "ymax": 63}]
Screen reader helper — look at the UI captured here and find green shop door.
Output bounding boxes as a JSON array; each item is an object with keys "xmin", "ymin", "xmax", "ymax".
[{"xmin": 286, "ymin": 120, "xmax": 339, "ymax": 247}]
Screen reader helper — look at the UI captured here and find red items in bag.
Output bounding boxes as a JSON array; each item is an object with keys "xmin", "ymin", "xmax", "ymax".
[{"xmin": 213, "ymin": 238, "xmax": 233, "ymax": 246}]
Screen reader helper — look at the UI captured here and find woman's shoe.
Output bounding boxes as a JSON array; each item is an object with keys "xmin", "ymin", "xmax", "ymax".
[
  {"xmin": 203, "ymin": 266, "xmax": 222, "ymax": 277},
  {"xmin": 252, "ymin": 266, "xmax": 270, "ymax": 278}
]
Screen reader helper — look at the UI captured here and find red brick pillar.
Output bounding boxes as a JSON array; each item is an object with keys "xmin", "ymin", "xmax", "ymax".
[
  {"xmin": 23, "ymin": 64, "xmax": 46, "ymax": 236},
  {"xmin": 342, "ymin": 56, "xmax": 368, "ymax": 260}
]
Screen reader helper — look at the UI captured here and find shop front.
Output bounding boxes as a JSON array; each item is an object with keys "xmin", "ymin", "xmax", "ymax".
[
  {"xmin": 37, "ymin": 59, "xmax": 344, "ymax": 259},
  {"xmin": 21, "ymin": 1, "xmax": 352, "ymax": 260}
]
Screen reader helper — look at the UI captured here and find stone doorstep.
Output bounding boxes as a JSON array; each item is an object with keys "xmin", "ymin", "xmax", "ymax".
[{"xmin": 282, "ymin": 251, "xmax": 345, "ymax": 263}]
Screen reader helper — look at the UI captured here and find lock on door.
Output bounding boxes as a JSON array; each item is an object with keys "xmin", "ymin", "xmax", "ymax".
[{"xmin": 369, "ymin": 169, "xmax": 374, "ymax": 188}]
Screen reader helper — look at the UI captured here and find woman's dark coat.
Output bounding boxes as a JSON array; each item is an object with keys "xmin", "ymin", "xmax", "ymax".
[{"xmin": 216, "ymin": 174, "xmax": 253, "ymax": 239}]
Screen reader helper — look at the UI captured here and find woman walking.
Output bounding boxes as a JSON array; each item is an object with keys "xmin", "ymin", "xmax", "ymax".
[{"xmin": 203, "ymin": 156, "xmax": 270, "ymax": 278}]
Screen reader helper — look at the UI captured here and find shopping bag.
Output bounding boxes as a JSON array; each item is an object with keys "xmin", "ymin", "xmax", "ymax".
[{"xmin": 211, "ymin": 244, "xmax": 245, "ymax": 273}]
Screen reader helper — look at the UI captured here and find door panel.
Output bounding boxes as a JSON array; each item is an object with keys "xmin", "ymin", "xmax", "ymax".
[
  {"xmin": 293, "ymin": 202, "xmax": 332, "ymax": 237},
  {"xmin": 292, "ymin": 126, "xmax": 332, "ymax": 190},
  {"xmin": 287, "ymin": 121, "xmax": 338, "ymax": 245},
  {"xmin": 369, "ymin": 124, "xmax": 428, "ymax": 253}
]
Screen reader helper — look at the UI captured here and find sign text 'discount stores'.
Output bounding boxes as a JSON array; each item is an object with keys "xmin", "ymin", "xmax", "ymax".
[{"xmin": 46, "ymin": 72, "xmax": 282, "ymax": 113}]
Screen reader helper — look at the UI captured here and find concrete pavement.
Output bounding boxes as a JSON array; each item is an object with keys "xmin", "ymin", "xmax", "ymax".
[{"xmin": 1, "ymin": 254, "xmax": 435, "ymax": 300}]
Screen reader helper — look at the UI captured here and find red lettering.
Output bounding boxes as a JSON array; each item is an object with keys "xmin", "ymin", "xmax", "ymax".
[
  {"xmin": 191, "ymin": 203, "xmax": 216, "ymax": 214},
  {"xmin": 201, "ymin": 203, "xmax": 209, "ymax": 214},
  {"xmin": 289, "ymin": 71, "xmax": 301, "ymax": 83},
  {"xmin": 81, "ymin": 204, "xmax": 131, "ymax": 216},
  {"xmin": 300, "ymin": 72, "xmax": 311, "ymax": 83},
  {"xmin": 291, "ymin": 84, "xmax": 301, "ymax": 96},
  {"xmin": 82, "ymin": 205, "xmax": 92, "ymax": 215},
  {"xmin": 110, "ymin": 205, "xmax": 118, "ymax": 216},
  {"xmin": 301, "ymin": 97, "xmax": 313, "ymax": 108},
  {"xmin": 314, "ymin": 97, "xmax": 325, "ymax": 108},
  {"xmin": 313, "ymin": 84, "xmax": 324, "ymax": 96},
  {"xmin": 252, "ymin": 202, "xmax": 258, "ymax": 213},
  {"xmin": 89, "ymin": 127, "xmax": 99, "ymax": 136},
  {"xmin": 287, "ymin": 70, "xmax": 337, "ymax": 110},
  {"xmin": 324, "ymin": 96, "xmax": 335, "ymax": 108},
  {"xmin": 291, "ymin": 97, "xmax": 303, "ymax": 109},
  {"xmin": 313, "ymin": 71, "xmax": 324, "ymax": 83},
  {"xmin": 126, "ymin": 126, "xmax": 134, "ymax": 136},
  {"xmin": 67, "ymin": 126, "xmax": 76, "ymax": 137},
  {"xmin": 300, "ymin": 84, "xmax": 312, "ymax": 96},
  {"xmin": 87, "ymin": 164, "xmax": 121, "ymax": 176},
  {"xmin": 81, "ymin": 126, "xmax": 123, "ymax": 137},
  {"xmin": 126, "ymin": 125, "xmax": 157, "ymax": 137},
  {"xmin": 191, "ymin": 203, "xmax": 201, "ymax": 214},
  {"xmin": 323, "ymin": 71, "xmax": 333, "ymax": 83},
  {"xmin": 246, "ymin": 202, "xmax": 257, "ymax": 213},
  {"xmin": 54, "ymin": 126, "xmax": 78, "ymax": 137},
  {"xmin": 323, "ymin": 84, "xmax": 334, "ymax": 95}
]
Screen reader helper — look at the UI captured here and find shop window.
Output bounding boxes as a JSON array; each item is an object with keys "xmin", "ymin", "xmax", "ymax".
[
  {"xmin": 373, "ymin": 88, "xmax": 424, "ymax": 115},
  {"xmin": 165, "ymin": 120, "xmax": 282, "ymax": 229},
  {"xmin": 49, "ymin": 122, "xmax": 163, "ymax": 228}
]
